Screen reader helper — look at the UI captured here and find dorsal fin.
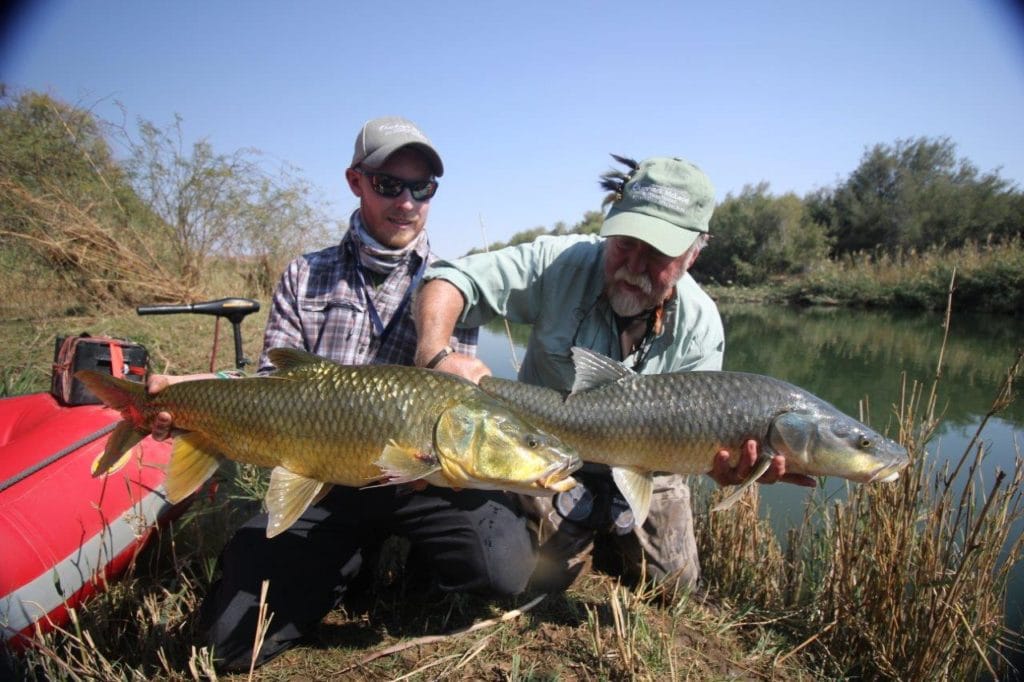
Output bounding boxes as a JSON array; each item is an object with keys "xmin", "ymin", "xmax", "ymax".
[
  {"xmin": 570, "ymin": 346, "xmax": 633, "ymax": 395},
  {"xmin": 267, "ymin": 347, "xmax": 331, "ymax": 374}
]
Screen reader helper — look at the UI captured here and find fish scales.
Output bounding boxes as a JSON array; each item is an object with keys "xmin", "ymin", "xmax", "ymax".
[
  {"xmin": 150, "ymin": 364, "xmax": 479, "ymax": 485},
  {"xmin": 77, "ymin": 348, "xmax": 581, "ymax": 537},
  {"xmin": 480, "ymin": 367, "xmax": 908, "ymax": 479},
  {"xmin": 481, "ymin": 371, "xmax": 820, "ymax": 473},
  {"xmin": 479, "ymin": 346, "xmax": 908, "ymax": 523}
]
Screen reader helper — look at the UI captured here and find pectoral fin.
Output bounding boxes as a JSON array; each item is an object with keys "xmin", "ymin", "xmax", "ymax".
[
  {"xmin": 711, "ymin": 456, "xmax": 773, "ymax": 512},
  {"xmin": 769, "ymin": 411, "xmax": 813, "ymax": 458},
  {"xmin": 92, "ymin": 421, "xmax": 148, "ymax": 476},
  {"xmin": 611, "ymin": 466, "xmax": 654, "ymax": 528},
  {"xmin": 264, "ymin": 466, "xmax": 325, "ymax": 538},
  {"xmin": 372, "ymin": 440, "xmax": 441, "ymax": 485},
  {"xmin": 165, "ymin": 433, "xmax": 223, "ymax": 503}
]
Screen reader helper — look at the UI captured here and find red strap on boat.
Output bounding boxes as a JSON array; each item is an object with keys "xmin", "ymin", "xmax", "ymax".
[
  {"xmin": 52, "ymin": 335, "xmax": 78, "ymax": 402},
  {"xmin": 109, "ymin": 341, "xmax": 124, "ymax": 379}
]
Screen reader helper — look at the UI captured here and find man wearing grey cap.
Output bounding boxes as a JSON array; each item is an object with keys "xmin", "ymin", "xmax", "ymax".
[
  {"xmin": 150, "ymin": 117, "xmax": 538, "ymax": 671},
  {"xmin": 413, "ymin": 155, "xmax": 814, "ymax": 593}
]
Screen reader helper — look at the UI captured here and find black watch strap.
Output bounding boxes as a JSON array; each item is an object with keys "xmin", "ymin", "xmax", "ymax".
[{"xmin": 424, "ymin": 345, "xmax": 454, "ymax": 369}]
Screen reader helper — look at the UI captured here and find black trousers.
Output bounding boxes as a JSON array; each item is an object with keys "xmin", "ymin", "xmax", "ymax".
[{"xmin": 200, "ymin": 484, "xmax": 535, "ymax": 671}]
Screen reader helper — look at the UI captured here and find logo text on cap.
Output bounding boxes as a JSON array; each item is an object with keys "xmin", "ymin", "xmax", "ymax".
[
  {"xmin": 376, "ymin": 122, "xmax": 427, "ymax": 142},
  {"xmin": 629, "ymin": 182, "xmax": 693, "ymax": 213}
]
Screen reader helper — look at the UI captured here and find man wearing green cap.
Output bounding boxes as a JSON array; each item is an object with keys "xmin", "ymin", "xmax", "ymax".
[{"xmin": 413, "ymin": 155, "xmax": 814, "ymax": 591}]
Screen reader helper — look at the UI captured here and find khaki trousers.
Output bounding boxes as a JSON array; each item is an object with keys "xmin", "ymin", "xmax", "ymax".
[{"xmin": 519, "ymin": 473, "xmax": 700, "ymax": 593}]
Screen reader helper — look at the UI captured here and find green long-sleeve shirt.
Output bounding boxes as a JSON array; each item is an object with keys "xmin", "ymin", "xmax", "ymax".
[{"xmin": 424, "ymin": 234, "xmax": 724, "ymax": 392}]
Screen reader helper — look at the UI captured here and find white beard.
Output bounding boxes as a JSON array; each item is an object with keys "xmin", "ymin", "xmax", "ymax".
[
  {"xmin": 607, "ymin": 268, "xmax": 655, "ymax": 316},
  {"xmin": 607, "ymin": 287, "xmax": 648, "ymax": 317}
]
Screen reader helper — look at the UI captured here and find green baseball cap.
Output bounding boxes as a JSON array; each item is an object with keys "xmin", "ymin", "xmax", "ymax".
[
  {"xmin": 600, "ymin": 157, "xmax": 715, "ymax": 257},
  {"xmin": 351, "ymin": 116, "xmax": 444, "ymax": 177}
]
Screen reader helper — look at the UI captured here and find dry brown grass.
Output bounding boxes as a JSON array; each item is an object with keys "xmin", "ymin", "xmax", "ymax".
[
  {"xmin": 0, "ymin": 305, "xmax": 270, "ymax": 396},
  {"xmin": 8, "ymin": 530, "xmax": 818, "ymax": 681},
  {"xmin": 697, "ymin": 341, "xmax": 1024, "ymax": 678},
  {"xmin": 0, "ymin": 178, "xmax": 195, "ymax": 311}
]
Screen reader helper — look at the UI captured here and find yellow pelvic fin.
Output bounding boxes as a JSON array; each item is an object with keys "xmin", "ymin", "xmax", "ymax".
[
  {"xmin": 92, "ymin": 421, "xmax": 148, "ymax": 476},
  {"xmin": 711, "ymin": 456, "xmax": 773, "ymax": 512},
  {"xmin": 165, "ymin": 433, "xmax": 223, "ymax": 504},
  {"xmin": 311, "ymin": 484, "xmax": 334, "ymax": 507},
  {"xmin": 372, "ymin": 440, "xmax": 441, "ymax": 486},
  {"xmin": 264, "ymin": 466, "xmax": 325, "ymax": 538},
  {"xmin": 611, "ymin": 466, "xmax": 654, "ymax": 528}
]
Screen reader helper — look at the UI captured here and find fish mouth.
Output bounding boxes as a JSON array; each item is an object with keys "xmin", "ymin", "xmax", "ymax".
[
  {"xmin": 867, "ymin": 459, "xmax": 909, "ymax": 483},
  {"xmin": 536, "ymin": 458, "xmax": 582, "ymax": 493},
  {"xmin": 541, "ymin": 472, "xmax": 579, "ymax": 493}
]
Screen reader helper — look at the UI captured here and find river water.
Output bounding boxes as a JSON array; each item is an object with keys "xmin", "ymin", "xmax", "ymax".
[{"xmin": 475, "ymin": 304, "xmax": 1024, "ymax": 629}]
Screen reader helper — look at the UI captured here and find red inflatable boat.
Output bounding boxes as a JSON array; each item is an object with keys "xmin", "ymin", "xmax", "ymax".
[
  {"xmin": 1, "ymin": 299, "xmax": 260, "ymax": 650},
  {"xmin": 0, "ymin": 392, "xmax": 177, "ymax": 648}
]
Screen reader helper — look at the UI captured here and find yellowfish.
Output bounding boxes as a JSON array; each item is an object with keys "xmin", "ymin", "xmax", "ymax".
[
  {"xmin": 77, "ymin": 348, "xmax": 580, "ymax": 537},
  {"xmin": 479, "ymin": 347, "xmax": 909, "ymax": 525}
]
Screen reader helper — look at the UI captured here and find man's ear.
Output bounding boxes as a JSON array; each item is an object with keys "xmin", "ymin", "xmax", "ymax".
[
  {"xmin": 345, "ymin": 167, "xmax": 363, "ymax": 197},
  {"xmin": 682, "ymin": 247, "xmax": 700, "ymax": 270}
]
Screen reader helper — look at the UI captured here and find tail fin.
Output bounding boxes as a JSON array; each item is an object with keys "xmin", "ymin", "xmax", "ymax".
[
  {"xmin": 75, "ymin": 370, "xmax": 151, "ymax": 476},
  {"xmin": 75, "ymin": 370, "xmax": 146, "ymax": 412}
]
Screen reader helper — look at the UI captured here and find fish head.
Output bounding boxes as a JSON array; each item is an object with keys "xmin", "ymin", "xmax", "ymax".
[
  {"xmin": 769, "ymin": 409, "xmax": 910, "ymax": 483},
  {"xmin": 434, "ymin": 397, "xmax": 582, "ymax": 495}
]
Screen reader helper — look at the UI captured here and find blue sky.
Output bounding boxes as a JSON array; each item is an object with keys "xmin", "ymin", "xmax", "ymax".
[{"xmin": 3, "ymin": 0, "xmax": 1023, "ymax": 259}]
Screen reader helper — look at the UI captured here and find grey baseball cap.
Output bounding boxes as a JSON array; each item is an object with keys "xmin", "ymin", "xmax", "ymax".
[
  {"xmin": 600, "ymin": 157, "xmax": 715, "ymax": 257},
  {"xmin": 351, "ymin": 116, "xmax": 444, "ymax": 177}
]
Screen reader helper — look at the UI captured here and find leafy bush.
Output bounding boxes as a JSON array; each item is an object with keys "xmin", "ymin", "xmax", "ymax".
[
  {"xmin": 815, "ymin": 137, "xmax": 1023, "ymax": 255},
  {"xmin": 698, "ymin": 183, "xmax": 831, "ymax": 285}
]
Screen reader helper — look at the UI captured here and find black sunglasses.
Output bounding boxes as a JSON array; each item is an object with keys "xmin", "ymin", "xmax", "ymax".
[{"xmin": 355, "ymin": 168, "xmax": 438, "ymax": 201}]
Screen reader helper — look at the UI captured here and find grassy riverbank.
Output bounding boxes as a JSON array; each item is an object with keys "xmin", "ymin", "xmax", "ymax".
[{"xmin": 3, "ymin": 301, "xmax": 1023, "ymax": 679}]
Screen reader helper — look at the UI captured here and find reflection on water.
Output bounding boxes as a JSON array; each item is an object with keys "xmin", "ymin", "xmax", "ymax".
[
  {"xmin": 478, "ymin": 303, "xmax": 1024, "ymax": 627},
  {"xmin": 720, "ymin": 304, "xmax": 1024, "ymax": 427}
]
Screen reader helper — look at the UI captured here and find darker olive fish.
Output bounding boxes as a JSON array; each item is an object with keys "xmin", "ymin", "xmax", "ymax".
[
  {"xmin": 77, "ymin": 348, "xmax": 580, "ymax": 537},
  {"xmin": 479, "ymin": 347, "xmax": 909, "ymax": 525}
]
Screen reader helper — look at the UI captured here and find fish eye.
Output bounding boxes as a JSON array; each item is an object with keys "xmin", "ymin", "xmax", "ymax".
[
  {"xmin": 859, "ymin": 436, "xmax": 873, "ymax": 449},
  {"xmin": 526, "ymin": 435, "xmax": 539, "ymax": 449}
]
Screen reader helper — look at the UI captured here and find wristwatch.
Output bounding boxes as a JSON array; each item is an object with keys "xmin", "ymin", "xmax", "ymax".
[{"xmin": 424, "ymin": 345, "xmax": 454, "ymax": 369}]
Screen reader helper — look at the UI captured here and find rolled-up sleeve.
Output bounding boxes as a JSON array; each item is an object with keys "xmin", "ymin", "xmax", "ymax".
[{"xmin": 424, "ymin": 239, "xmax": 562, "ymax": 328}]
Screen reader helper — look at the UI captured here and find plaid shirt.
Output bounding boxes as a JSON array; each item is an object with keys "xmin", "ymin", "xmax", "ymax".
[{"xmin": 258, "ymin": 218, "xmax": 477, "ymax": 373}]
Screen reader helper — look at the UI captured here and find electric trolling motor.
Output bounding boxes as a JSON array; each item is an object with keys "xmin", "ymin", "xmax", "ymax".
[{"xmin": 136, "ymin": 297, "xmax": 261, "ymax": 371}]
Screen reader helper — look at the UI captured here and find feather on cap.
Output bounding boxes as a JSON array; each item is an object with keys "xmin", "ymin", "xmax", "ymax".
[{"xmin": 598, "ymin": 155, "xmax": 715, "ymax": 258}]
